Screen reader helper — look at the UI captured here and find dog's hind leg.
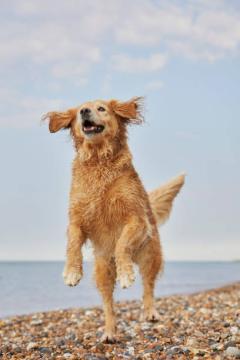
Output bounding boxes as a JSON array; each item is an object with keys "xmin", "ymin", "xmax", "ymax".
[
  {"xmin": 136, "ymin": 235, "xmax": 163, "ymax": 321},
  {"xmin": 94, "ymin": 256, "xmax": 117, "ymax": 343}
]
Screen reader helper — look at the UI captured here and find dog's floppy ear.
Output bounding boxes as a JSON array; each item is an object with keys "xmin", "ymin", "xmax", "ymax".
[
  {"xmin": 42, "ymin": 108, "xmax": 77, "ymax": 133},
  {"xmin": 110, "ymin": 97, "xmax": 144, "ymax": 125}
]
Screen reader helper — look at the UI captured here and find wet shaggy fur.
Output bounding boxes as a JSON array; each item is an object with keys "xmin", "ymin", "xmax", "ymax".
[{"xmin": 44, "ymin": 97, "xmax": 185, "ymax": 342}]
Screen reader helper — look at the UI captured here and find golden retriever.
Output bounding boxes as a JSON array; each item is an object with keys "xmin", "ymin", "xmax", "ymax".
[{"xmin": 44, "ymin": 97, "xmax": 184, "ymax": 342}]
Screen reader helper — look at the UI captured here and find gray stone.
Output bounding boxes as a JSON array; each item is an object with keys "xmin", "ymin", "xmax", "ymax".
[
  {"xmin": 224, "ymin": 341, "xmax": 237, "ymax": 349},
  {"xmin": 14, "ymin": 347, "xmax": 22, "ymax": 353},
  {"xmin": 166, "ymin": 346, "xmax": 184, "ymax": 355},
  {"xmin": 39, "ymin": 347, "xmax": 52, "ymax": 354},
  {"xmin": 225, "ymin": 347, "xmax": 240, "ymax": 358},
  {"xmin": 230, "ymin": 326, "xmax": 239, "ymax": 335},
  {"xmin": 152, "ymin": 345, "xmax": 163, "ymax": 351},
  {"xmin": 56, "ymin": 338, "xmax": 65, "ymax": 346}
]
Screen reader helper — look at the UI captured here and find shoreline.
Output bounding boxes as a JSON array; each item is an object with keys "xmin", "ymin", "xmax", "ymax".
[{"xmin": 0, "ymin": 282, "xmax": 239, "ymax": 359}]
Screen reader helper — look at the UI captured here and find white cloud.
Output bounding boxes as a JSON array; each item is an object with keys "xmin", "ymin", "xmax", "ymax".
[
  {"xmin": 1, "ymin": 0, "xmax": 240, "ymax": 128},
  {"xmin": 1, "ymin": 0, "xmax": 239, "ymax": 74},
  {"xmin": 1, "ymin": 0, "xmax": 240, "ymax": 79},
  {"xmin": 112, "ymin": 53, "xmax": 167, "ymax": 73},
  {"xmin": 0, "ymin": 0, "xmax": 115, "ymax": 79},
  {"xmin": 0, "ymin": 88, "xmax": 64, "ymax": 128},
  {"xmin": 115, "ymin": 0, "xmax": 240, "ymax": 61}
]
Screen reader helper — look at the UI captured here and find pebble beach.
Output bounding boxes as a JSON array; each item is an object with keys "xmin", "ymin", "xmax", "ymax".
[{"xmin": 0, "ymin": 282, "xmax": 239, "ymax": 359}]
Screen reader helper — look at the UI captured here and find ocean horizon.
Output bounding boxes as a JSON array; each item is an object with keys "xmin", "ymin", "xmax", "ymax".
[{"xmin": 1, "ymin": 260, "xmax": 239, "ymax": 319}]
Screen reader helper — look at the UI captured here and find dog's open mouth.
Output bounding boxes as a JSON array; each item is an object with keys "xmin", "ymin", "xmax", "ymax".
[{"xmin": 82, "ymin": 120, "xmax": 105, "ymax": 135}]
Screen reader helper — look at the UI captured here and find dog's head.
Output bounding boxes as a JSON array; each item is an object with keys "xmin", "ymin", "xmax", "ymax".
[{"xmin": 43, "ymin": 97, "xmax": 144, "ymax": 150}]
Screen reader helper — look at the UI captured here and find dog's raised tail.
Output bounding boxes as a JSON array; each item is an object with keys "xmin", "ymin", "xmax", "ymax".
[{"xmin": 149, "ymin": 174, "xmax": 185, "ymax": 226}]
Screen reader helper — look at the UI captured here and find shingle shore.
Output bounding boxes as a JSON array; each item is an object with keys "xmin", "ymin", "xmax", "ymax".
[{"xmin": 0, "ymin": 283, "xmax": 239, "ymax": 359}]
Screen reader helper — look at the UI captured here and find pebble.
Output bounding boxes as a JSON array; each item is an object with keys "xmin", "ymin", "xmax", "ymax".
[
  {"xmin": 230, "ymin": 326, "xmax": 239, "ymax": 335},
  {"xmin": 26, "ymin": 342, "xmax": 38, "ymax": 350},
  {"xmin": 211, "ymin": 343, "xmax": 224, "ymax": 351},
  {"xmin": 63, "ymin": 353, "xmax": 72, "ymax": 358},
  {"xmin": 225, "ymin": 347, "xmax": 240, "ymax": 358},
  {"xmin": 39, "ymin": 347, "xmax": 52, "ymax": 354},
  {"xmin": 186, "ymin": 337, "xmax": 198, "ymax": 346},
  {"xmin": 127, "ymin": 346, "xmax": 135, "ymax": 355},
  {"xmin": 30, "ymin": 319, "xmax": 43, "ymax": 326},
  {"xmin": 225, "ymin": 341, "xmax": 237, "ymax": 349},
  {"xmin": 56, "ymin": 338, "xmax": 66, "ymax": 346},
  {"xmin": 0, "ymin": 282, "xmax": 239, "ymax": 359},
  {"xmin": 96, "ymin": 343, "xmax": 105, "ymax": 351},
  {"xmin": 166, "ymin": 345, "xmax": 183, "ymax": 355}
]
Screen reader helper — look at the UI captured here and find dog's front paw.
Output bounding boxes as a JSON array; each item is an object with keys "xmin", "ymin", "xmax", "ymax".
[
  {"xmin": 117, "ymin": 267, "xmax": 135, "ymax": 289},
  {"xmin": 63, "ymin": 268, "xmax": 82, "ymax": 287},
  {"xmin": 100, "ymin": 332, "xmax": 117, "ymax": 344},
  {"xmin": 142, "ymin": 308, "xmax": 160, "ymax": 322}
]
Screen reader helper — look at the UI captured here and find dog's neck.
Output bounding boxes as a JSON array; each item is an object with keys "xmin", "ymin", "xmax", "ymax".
[{"xmin": 74, "ymin": 127, "xmax": 132, "ymax": 166}]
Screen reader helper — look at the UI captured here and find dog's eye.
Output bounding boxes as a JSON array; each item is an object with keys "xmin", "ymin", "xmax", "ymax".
[{"xmin": 98, "ymin": 106, "xmax": 105, "ymax": 112}]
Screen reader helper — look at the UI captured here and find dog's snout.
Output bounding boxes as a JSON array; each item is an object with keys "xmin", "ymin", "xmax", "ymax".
[{"xmin": 80, "ymin": 108, "xmax": 91, "ymax": 116}]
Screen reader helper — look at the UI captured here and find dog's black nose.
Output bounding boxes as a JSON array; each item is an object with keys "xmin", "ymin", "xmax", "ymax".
[{"xmin": 80, "ymin": 108, "xmax": 91, "ymax": 116}]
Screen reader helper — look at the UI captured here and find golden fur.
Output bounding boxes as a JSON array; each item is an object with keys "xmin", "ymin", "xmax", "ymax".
[{"xmin": 44, "ymin": 97, "xmax": 185, "ymax": 342}]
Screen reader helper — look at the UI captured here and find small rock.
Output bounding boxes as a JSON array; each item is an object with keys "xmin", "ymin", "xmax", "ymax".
[
  {"xmin": 182, "ymin": 347, "xmax": 191, "ymax": 355},
  {"xmin": 96, "ymin": 343, "xmax": 105, "ymax": 351},
  {"xmin": 26, "ymin": 342, "xmax": 38, "ymax": 351},
  {"xmin": 166, "ymin": 346, "xmax": 183, "ymax": 355},
  {"xmin": 211, "ymin": 343, "xmax": 223, "ymax": 351},
  {"xmin": 74, "ymin": 339, "xmax": 82, "ymax": 347},
  {"xmin": 194, "ymin": 330, "xmax": 204, "ymax": 337},
  {"xmin": 13, "ymin": 346, "xmax": 22, "ymax": 353},
  {"xmin": 65, "ymin": 332, "xmax": 76, "ymax": 340},
  {"xmin": 141, "ymin": 323, "xmax": 150, "ymax": 330},
  {"xmin": 230, "ymin": 326, "xmax": 239, "ymax": 335},
  {"xmin": 224, "ymin": 341, "xmax": 237, "ymax": 349},
  {"xmin": 127, "ymin": 346, "xmax": 135, "ymax": 355},
  {"xmin": 30, "ymin": 319, "xmax": 43, "ymax": 326},
  {"xmin": 186, "ymin": 307, "xmax": 195, "ymax": 313},
  {"xmin": 56, "ymin": 338, "xmax": 65, "ymax": 346},
  {"xmin": 1, "ymin": 345, "xmax": 10, "ymax": 353},
  {"xmin": 152, "ymin": 345, "xmax": 163, "ymax": 351},
  {"xmin": 225, "ymin": 347, "xmax": 240, "ymax": 358},
  {"xmin": 145, "ymin": 335, "xmax": 157, "ymax": 341},
  {"xmin": 39, "ymin": 347, "xmax": 52, "ymax": 354},
  {"xmin": 186, "ymin": 337, "xmax": 198, "ymax": 347},
  {"xmin": 143, "ymin": 349, "xmax": 154, "ymax": 354},
  {"xmin": 63, "ymin": 353, "xmax": 72, "ymax": 358},
  {"xmin": 224, "ymin": 321, "xmax": 231, "ymax": 327},
  {"xmin": 85, "ymin": 310, "xmax": 94, "ymax": 316},
  {"xmin": 124, "ymin": 335, "xmax": 132, "ymax": 341},
  {"xmin": 197, "ymin": 350, "xmax": 206, "ymax": 356}
]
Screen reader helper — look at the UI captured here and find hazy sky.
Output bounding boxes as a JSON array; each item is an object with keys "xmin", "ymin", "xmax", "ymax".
[{"xmin": 0, "ymin": 0, "xmax": 239, "ymax": 261}]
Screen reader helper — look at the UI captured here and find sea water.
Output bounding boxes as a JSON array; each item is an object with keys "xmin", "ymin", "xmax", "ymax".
[{"xmin": 0, "ymin": 261, "xmax": 239, "ymax": 318}]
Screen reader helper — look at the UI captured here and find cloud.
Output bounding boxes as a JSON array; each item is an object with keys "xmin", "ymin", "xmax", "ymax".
[
  {"xmin": 1, "ymin": 0, "xmax": 240, "ymax": 128},
  {"xmin": 1, "ymin": 0, "xmax": 239, "ymax": 74},
  {"xmin": 0, "ymin": 88, "xmax": 64, "ymax": 128},
  {"xmin": 112, "ymin": 53, "xmax": 167, "ymax": 73},
  {"xmin": 0, "ymin": 0, "xmax": 115, "ymax": 79},
  {"xmin": 115, "ymin": 0, "xmax": 240, "ymax": 61},
  {"xmin": 1, "ymin": 0, "xmax": 240, "ymax": 79}
]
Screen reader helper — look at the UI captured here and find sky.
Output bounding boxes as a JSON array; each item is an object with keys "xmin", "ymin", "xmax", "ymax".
[{"xmin": 0, "ymin": 0, "xmax": 239, "ymax": 261}]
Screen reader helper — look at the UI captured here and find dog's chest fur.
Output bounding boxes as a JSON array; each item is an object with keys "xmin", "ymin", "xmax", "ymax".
[{"xmin": 69, "ymin": 155, "xmax": 132, "ymax": 236}]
